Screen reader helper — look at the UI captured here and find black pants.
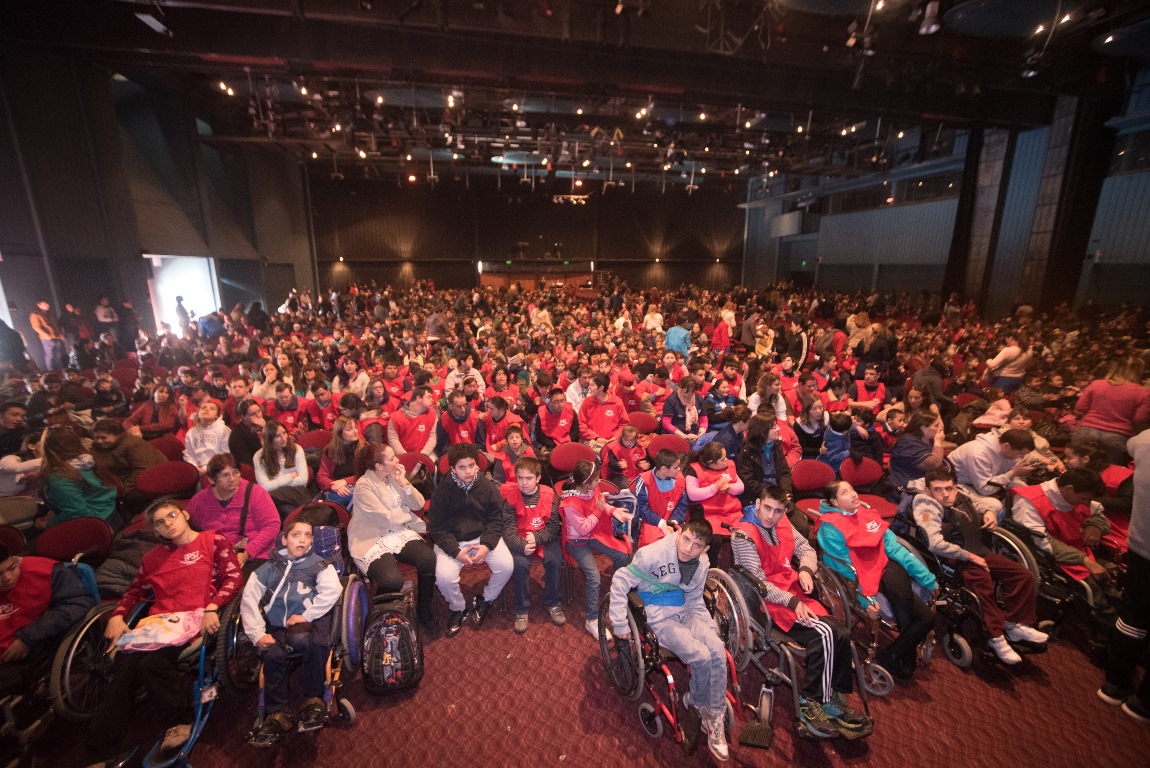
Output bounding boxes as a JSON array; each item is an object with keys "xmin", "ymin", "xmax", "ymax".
[
  {"xmin": 878, "ymin": 560, "xmax": 934, "ymax": 670},
  {"xmin": 84, "ymin": 644, "xmax": 193, "ymax": 762},
  {"xmin": 1105, "ymin": 549, "xmax": 1150, "ymax": 702},
  {"xmin": 787, "ymin": 616, "xmax": 854, "ymax": 701},
  {"xmin": 367, "ymin": 540, "xmax": 437, "ymax": 623}
]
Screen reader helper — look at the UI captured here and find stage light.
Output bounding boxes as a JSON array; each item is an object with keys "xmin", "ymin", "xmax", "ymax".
[
  {"xmin": 377, "ymin": 96, "xmax": 384, "ymax": 104},
  {"xmin": 333, "ymin": 123, "xmax": 342, "ymax": 132},
  {"xmin": 311, "ymin": 151, "xmax": 318, "ymax": 159},
  {"xmin": 358, "ymin": 149, "xmax": 367, "ymax": 158},
  {"xmin": 219, "ymin": 82, "xmax": 227, "ymax": 91},
  {"xmin": 576, "ymin": 107, "xmax": 583, "ymax": 115},
  {"xmin": 1035, "ymin": 24, "xmax": 1045, "ymax": 34},
  {"xmin": 300, "ymin": 86, "xmax": 308, "ymax": 95},
  {"xmin": 226, "ymin": 88, "xmax": 234, "ymax": 96},
  {"xmin": 447, "ymin": 94, "xmax": 455, "ymax": 108},
  {"xmin": 408, "ymin": 174, "xmax": 417, "ymax": 182},
  {"xmin": 698, "ymin": 112, "xmax": 707, "ymax": 121}
]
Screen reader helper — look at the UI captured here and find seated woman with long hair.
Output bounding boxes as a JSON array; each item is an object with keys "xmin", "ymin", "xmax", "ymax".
[
  {"xmin": 83, "ymin": 500, "xmax": 242, "ymax": 766},
  {"xmin": 348, "ymin": 443, "xmax": 435, "ymax": 634},
  {"xmin": 318, "ymin": 417, "xmax": 362, "ymax": 505},
  {"xmin": 253, "ymin": 418, "xmax": 310, "ymax": 518},
  {"xmin": 124, "ymin": 384, "xmax": 180, "ymax": 439},
  {"xmin": 38, "ymin": 426, "xmax": 119, "ymax": 532}
]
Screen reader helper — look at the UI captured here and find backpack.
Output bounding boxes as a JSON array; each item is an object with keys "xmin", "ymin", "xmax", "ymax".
[{"xmin": 361, "ymin": 592, "xmax": 424, "ymax": 695}]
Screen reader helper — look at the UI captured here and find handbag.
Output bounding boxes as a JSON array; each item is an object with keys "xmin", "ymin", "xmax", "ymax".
[{"xmin": 115, "ymin": 607, "xmax": 204, "ymax": 652}]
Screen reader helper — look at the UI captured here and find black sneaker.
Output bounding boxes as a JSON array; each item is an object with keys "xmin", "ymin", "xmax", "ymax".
[
  {"xmin": 297, "ymin": 698, "xmax": 328, "ymax": 733},
  {"xmin": 1122, "ymin": 696, "xmax": 1150, "ymax": 726},
  {"xmin": 446, "ymin": 610, "xmax": 467, "ymax": 637},
  {"xmin": 1097, "ymin": 681, "xmax": 1132, "ymax": 706},
  {"xmin": 248, "ymin": 712, "xmax": 291, "ymax": 748},
  {"xmin": 471, "ymin": 595, "xmax": 492, "ymax": 627}
]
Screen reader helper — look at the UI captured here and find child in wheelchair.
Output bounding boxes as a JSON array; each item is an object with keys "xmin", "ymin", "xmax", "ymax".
[
  {"xmin": 608, "ymin": 518, "xmax": 731, "ymax": 762},
  {"xmin": 910, "ymin": 468, "xmax": 1048, "ymax": 664},
  {"xmin": 731, "ymin": 486, "xmax": 869, "ymax": 739},
  {"xmin": 83, "ymin": 501, "xmax": 243, "ymax": 768},
  {"xmin": 241, "ymin": 516, "xmax": 342, "ymax": 746}
]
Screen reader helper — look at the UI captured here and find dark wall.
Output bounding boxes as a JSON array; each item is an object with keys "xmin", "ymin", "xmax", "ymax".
[{"xmin": 312, "ymin": 176, "xmax": 744, "ymax": 290}]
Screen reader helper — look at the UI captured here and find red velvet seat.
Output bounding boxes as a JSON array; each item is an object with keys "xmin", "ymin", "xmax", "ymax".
[
  {"xmin": 297, "ymin": 429, "xmax": 334, "ymax": 450},
  {"xmin": 645, "ymin": 434, "xmax": 690, "ymax": 459},
  {"xmin": 0, "ymin": 525, "xmax": 27, "ymax": 556},
  {"xmin": 32, "ymin": 518, "xmax": 113, "ymax": 563},
  {"xmin": 438, "ymin": 451, "xmax": 489, "ymax": 477},
  {"xmin": 239, "ymin": 464, "xmax": 257, "ymax": 482},
  {"xmin": 955, "ymin": 393, "xmax": 980, "ymax": 409},
  {"xmin": 285, "ymin": 500, "xmax": 351, "ymax": 529},
  {"xmin": 149, "ymin": 436, "xmax": 185, "ymax": 463},
  {"xmin": 136, "ymin": 461, "xmax": 201, "ymax": 497},
  {"xmin": 839, "ymin": 457, "xmax": 898, "ymax": 519},
  {"xmin": 548, "ymin": 442, "xmax": 597, "ymax": 473},
  {"xmin": 792, "ymin": 460, "xmax": 837, "ymax": 522},
  {"xmin": 625, "ymin": 411, "xmax": 658, "ymax": 435}
]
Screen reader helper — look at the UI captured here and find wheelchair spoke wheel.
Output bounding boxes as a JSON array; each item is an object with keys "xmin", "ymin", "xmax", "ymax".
[
  {"xmin": 51, "ymin": 603, "xmax": 116, "ymax": 721},
  {"xmin": 862, "ymin": 662, "xmax": 895, "ymax": 697},
  {"xmin": 215, "ymin": 599, "xmax": 260, "ymax": 695},
  {"xmin": 706, "ymin": 569, "xmax": 753, "ymax": 672},
  {"xmin": 637, "ymin": 703, "xmax": 663, "ymax": 739},
  {"xmin": 942, "ymin": 632, "xmax": 973, "ymax": 668},
  {"xmin": 597, "ymin": 595, "xmax": 643, "ymax": 701},
  {"xmin": 342, "ymin": 576, "xmax": 369, "ymax": 669},
  {"xmin": 989, "ymin": 529, "xmax": 1041, "ymax": 591}
]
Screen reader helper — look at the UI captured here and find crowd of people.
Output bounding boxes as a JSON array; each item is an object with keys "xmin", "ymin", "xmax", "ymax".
[{"xmin": 0, "ymin": 277, "xmax": 1148, "ymax": 764}]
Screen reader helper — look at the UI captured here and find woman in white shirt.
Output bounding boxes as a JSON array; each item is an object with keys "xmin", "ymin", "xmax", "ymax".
[
  {"xmin": 253, "ymin": 418, "xmax": 310, "ymax": 516},
  {"xmin": 348, "ymin": 443, "xmax": 435, "ymax": 631},
  {"xmin": 333, "ymin": 357, "xmax": 371, "ymax": 399},
  {"xmin": 642, "ymin": 304, "xmax": 664, "ymax": 334}
]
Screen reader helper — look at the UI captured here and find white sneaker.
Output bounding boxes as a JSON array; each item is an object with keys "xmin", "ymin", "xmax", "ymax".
[
  {"xmin": 585, "ymin": 618, "xmax": 599, "ymax": 638},
  {"xmin": 989, "ymin": 635, "xmax": 1022, "ymax": 665},
  {"xmin": 700, "ymin": 710, "xmax": 730, "ymax": 762},
  {"xmin": 1005, "ymin": 622, "xmax": 1049, "ymax": 644}
]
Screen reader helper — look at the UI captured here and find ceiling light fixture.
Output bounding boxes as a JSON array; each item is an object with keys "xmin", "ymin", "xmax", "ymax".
[
  {"xmin": 698, "ymin": 112, "xmax": 707, "ymax": 121},
  {"xmin": 376, "ymin": 95, "xmax": 384, "ymax": 105}
]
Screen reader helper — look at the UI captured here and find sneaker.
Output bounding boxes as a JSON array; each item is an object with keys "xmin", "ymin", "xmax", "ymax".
[
  {"xmin": 160, "ymin": 724, "xmax": 192, "ymax": 752},
  {"xmin": 471, "ymin": 595, "xmax": 492, "ymax": 627},
  {"xmin": 875, "ymin": 651, "xmax": 913, "ymax": 682},
  {"xmin": 989, "ymin": 636, "xmax": 1022, "ymax": 665},
  {"xmin": 1005, "ymin": 622, "xmax": 1049, "ymax": 645},
  {"xmin": 548, "ymin": 605, "xmax": 567, "ymax": 626},
  {"xmin": 700, "ymin": 710, "xmax": 729, "ymax": 762},
  {"xmin": 248, "ymin": 712, "xmax": 291, "ymax": 748},
  {"xmin": 798, "ymin": 697, "xmax": 838, "ymax": 739},
  {"xmin": 514, "ymin": 614, "xmax": 529, "ymax": 634},
  {"xmin": 585, "ymin": 618, "xmax": 599, "ymax": 638},
  {"xmin": 446, "ymin": 610, "xmax": 467, "ymax": 637},
  {"xmin": 823, "ymin": 692, "xmax": 868, "ymax": 730},
  {"xmin": 1122, "ymin": 696, "xmax": 1150, "ymax": 726},
  {"xmin": 297, "ymin": 698, "xmax": 327, "ymax": 733},
  {"xmin": 680, "ymin": 693, "xmax": 702, "ymax": 753},
  {"xmin": 1098, "ymin": 681, "xmax": 1133, "ymax": 706}
]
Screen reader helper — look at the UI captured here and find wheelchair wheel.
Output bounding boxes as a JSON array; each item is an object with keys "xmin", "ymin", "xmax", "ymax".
[
  {"xmin": 920, "ymin": 632, "xmax": 934, "ymax": 668},
  {"xmin": 597, "ymin": 594, "xmax": 644, "ymax": 701},
  {"xmin": 988, "ymin": 528, "xmax": 1041, "ymax": 590},
  {"xmin": 341, "ymin": 575, "xmax": 369, "ymax": 668},
  {"xmin": 215, "ymin": 598, "xmax": 260, "ymax": 695},
  {"xmin": 862, "ymin": 662, "xmax": 895, "ymax": 697},
  {"xmin": 815, "ymin": 570, "xmax": 853, "ymax": 626},
  {"xmin": 637, "ymin": 703, "xmax": 663, "ymax": 739},
  {"xmin": 337, "ymin": 698, "xmax": 357, "ymax": 726},
  {"xmin": 50, "ymin": 603, "xmax": 116, "ymax": 721},
  {"xmin": 941, "ymin": 632, "xmax": 973, "ymax": 668},
  {"xmin": 706, "ymin": 569, "xmax": 753, "ymax": 672}
]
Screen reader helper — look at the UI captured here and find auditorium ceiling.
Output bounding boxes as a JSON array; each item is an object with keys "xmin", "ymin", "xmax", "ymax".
[{"xmin": 5, "ymin": 0, "xmax": 1150, "ymax": 184}]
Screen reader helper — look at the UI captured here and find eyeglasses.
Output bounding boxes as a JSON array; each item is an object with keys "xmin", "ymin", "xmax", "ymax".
[{"xmin": 152, "ymin": 510, "xmax": 183, "ymax": 528}]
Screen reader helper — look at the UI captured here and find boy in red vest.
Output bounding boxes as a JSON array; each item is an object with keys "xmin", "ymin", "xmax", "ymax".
[
  {"xmin": 0, "ymin": 543, "xmax": 97, "ymax": 695},
  {"xmin": 848, "ymin": 364, "xmax": 887, "ymax": 411},
  {"xmin": 530, "ymin": 388, "xmax": 579, "ymax": 457},
  {"xmin": 499, "ymin": 457, "xmax": 565, "ymax": 634},
  {"xmin": 438, "ymin": 389, "xmax": 483, "ymax": 452},
  {"xmin": 731, "ymin": 486, "xmax": 869, "ymax": 739},
  {"xmin": 602, "ymin": 424, "xmax": 650, "ymax": 489},
  {"xmin": 632, "ymin": 448, "xmax": 689, "ymax": 548},
  {"xmin": 387, "ymin": 385, "xmax": 438, "ymax": 460},
  {"xmin": 579, "ymin": 373, "xmax": 627, "ymax": 452}
]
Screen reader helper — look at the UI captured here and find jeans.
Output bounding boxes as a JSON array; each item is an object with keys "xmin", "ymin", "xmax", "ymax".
[
  {"xmin": 992, "ymin": 376, "xmax": 1024, "ymax": 395},
  {"xmin": 653, "ymin": 611, "xmax": 727, "ymax": 715},
  {"xmin": 262, "ymin": 613, "xmax": 333, "ymax": 713},
  {"xmin": 40, "ymin": 338, "xmax": 66, "ymax": 371},
  {"xmin": 1074, "ymin": 427, "xmax": 1132, "ymax": 466},
  {"xmin": 567, "ymin": 538, "xmax": 631, "ymax": 620},
  {"xmin": 433, "ymin": 538, "xmax": 514, "ymax": 612},
  {"xmin": 511, "ymin": 544, "xmax": 563, "ymax": 614}
]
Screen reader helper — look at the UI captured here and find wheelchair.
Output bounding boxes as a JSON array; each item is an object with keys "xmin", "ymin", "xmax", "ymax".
[
  {"xmin": 596, "ymin": 582, "xmax": 739, "ymax": 750},
  {"xmin": 706, "ymin": 555, "xmax": 875, "ymax": 741}
]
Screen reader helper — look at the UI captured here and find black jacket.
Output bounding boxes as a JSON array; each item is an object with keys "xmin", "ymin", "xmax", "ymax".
[
  {"xmin": 736, "ymin": 440, "xmax": 793, "ymax": 505},
  {"xmin": 428, "ymin": 476, "xmax": 504, "ymax": 558}
]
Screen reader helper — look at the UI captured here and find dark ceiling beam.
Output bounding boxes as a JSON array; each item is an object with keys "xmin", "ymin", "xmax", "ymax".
[{"xmin": 5, "ymin": 2, "xmax": 1059, "ymax": 128}]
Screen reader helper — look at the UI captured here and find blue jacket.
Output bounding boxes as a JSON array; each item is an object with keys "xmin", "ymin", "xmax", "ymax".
[
  {"xmin": 817, "ymin": 427, "xmax": 851, "ymax": 473},
  {"xmin": 664, "ymin": 325, "xmax": 691, "ymax": 356},
  {"xmin": 815, "ymin": 500, "xmax": 936, "ymax": 608},
  {"xmin": 240, "ymin": 546, "xmax": 341, "ymax": 643}
]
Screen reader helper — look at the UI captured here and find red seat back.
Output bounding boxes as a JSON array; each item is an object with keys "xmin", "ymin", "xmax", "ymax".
[
  {"xmin": 840, "ymin": 456, "xmax": 884, "ymax": 487},
  {"xmin": 398, "ymin": 452, "xmax": 436, "ymax": 479},
  {"xmin": 955, "ymin": 393, "xmax": 980, "ymax": 409},
  {"xmin": 646, "ymin": 434, "xmax": 690, "ymax": 459},
  {"xmin": 549, "ymin": 442, "xmax": 597, "ymax": 473},
  {"xmin": 33, "ymin": 518, "xmax": 113, "ymax": 562},
  {"xmin": 149, "ymin": 436, "xmax": 185, "ymax": 462},
  {"xmin": 437, "ymin": 451, "xmax": 490, "ymax": 476},
  {"xmin": 136, "ymin": 461, "xmax": 201, "ymax": 496},
  {"xmin": 285, "ymin": 501, "xmax": 351, "ymax": 530},
  {"xmin": 0, "ymin": 525, "xmax": 27, "ymax": 555},
  {"xmin": 625, "ymin": 411, "xmax": 658, "ymax": 435},
  {"xmin": 792, "ymin": 459, "xmax": 837, "ymax": 494},
  {"xmin": 297, "ymin": 429, "xmax": 333, "ymax": 450},
  {"xmin": 239, "ymin": 464, "xmax": 257, "ymax": 482}
]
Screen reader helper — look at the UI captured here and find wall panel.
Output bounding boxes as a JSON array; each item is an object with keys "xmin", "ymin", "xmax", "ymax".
[{"xmin": 817, "ymin": 199, "xmax": 959, "ymax": 265}]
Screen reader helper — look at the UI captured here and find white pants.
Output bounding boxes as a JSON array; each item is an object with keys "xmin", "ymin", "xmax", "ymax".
[{"xmin": 433, "ymin": 538, "xmax": 514, "ymax": 611}]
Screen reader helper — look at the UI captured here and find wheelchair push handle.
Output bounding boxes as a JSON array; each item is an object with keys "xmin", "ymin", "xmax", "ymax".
[{"xmin": 721, "ymin": 522, "xmax": 753, "ymax": 543}]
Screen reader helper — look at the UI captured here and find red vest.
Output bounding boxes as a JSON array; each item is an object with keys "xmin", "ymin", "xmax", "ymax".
[
  {"xmin": 560, "ymin": 494, "xmax": 631, "ymax": 555},
  {"xmin": 0, "ymin": 557, "xmax": 55, "ymax": 653},
  {"xmin": 819, "ymin": 509, "xmax": 889, "ymax": 596},
  {"xmin": 382, "ymin": 376, "xmax": 410, "ymax": 402},
  {"xmin": 732, "ymin": 519, "xmax": 827, "ymax": 632},
  {"xmin": 617, "ymin": 387, "xmax": 644, "ymax": 413},
  {"xmin": 358, "ymin": 416, "xmax": 389, "ymax": 440},
  {"xmin": 537, "ymin": 404, "xmax": 575, "ymax": 445},
  {"xmin": 138, "ymin": 531, "xmax": 221, "ymax": 616},
  {"xmin": 265, "ymin": 400, "xmax": 306, "ymax": 432},
  {"xmin": 853, "ymin": 381, "xmax": 886, "ymax": 405},
  {"xmin": 483, "ymin": 411, "xmax": 524, "ymax": 452},
  {"xmin": 689, "ymin": 460, "xmax": 743, "ymax": 530},
  {"xmin": 306, "ymin": 395, "xmax": 342, "ymax": 431},
  {"xmin": 635, "ymin": 470, "xmax": 686, "ymax": 548},
  {"xmin": 440, "ymin": 410, "xmax": 480, "ymax": 446},
  {"xmin": 602, "ymin": 440, "xmax": 647, "ymax": 482},
  {"xmin": 501, "ymin": 483, "xmax": 556, "ymax": 559},
  {"xmin": 497, "ymin": 444, "xmax": 536, "ymax": 483},
  {"xmin": 391, "ymin": 409, "xmax": 437, "ymax": 453},
  {"xmin": 484, "ymin": 383, "xmax": 520, "ymax": 405},
  {"xmin": 1012, "ymin": 484, "xmax": 1092, "ymax": 580}
]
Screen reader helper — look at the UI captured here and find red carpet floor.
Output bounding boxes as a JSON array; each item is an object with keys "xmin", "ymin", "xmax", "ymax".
[{"xmin": 52, "ymin": 567, "xmax": 1150, "ymax": 768}]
